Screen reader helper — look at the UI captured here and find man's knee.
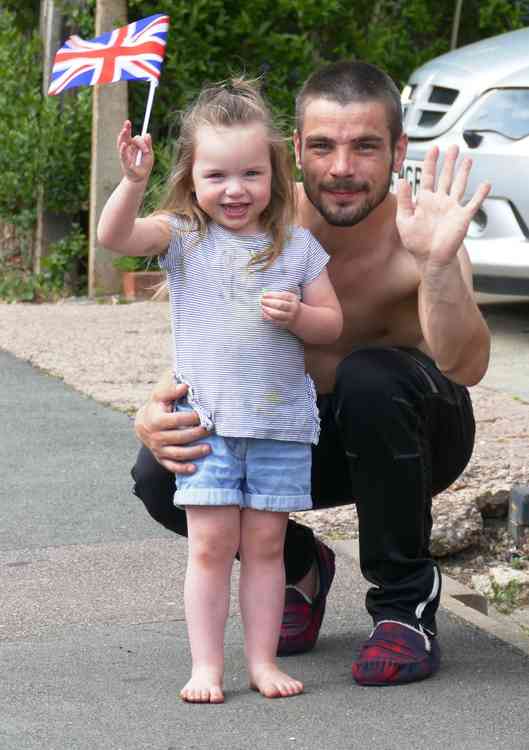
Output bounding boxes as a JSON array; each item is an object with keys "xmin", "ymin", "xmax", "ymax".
[
  {"xmin": 131, "ymin": 446, "xmax": 180, "ymax": 531},
  {"xmin": 132, "ymin": 447, "xmax": 174, "ymax": 498}
]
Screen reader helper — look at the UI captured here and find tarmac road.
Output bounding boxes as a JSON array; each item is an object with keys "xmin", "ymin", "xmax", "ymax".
[{"xmin": 1, "ymin": 344, "xmax": 529, "ymax": 750}]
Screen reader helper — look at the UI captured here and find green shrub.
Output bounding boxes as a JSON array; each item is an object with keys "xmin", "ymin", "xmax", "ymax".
[
  {"xmin": 0, "ymin": 10, "xmax": 91, "ymax": 230},
  {"xmin": 40, "ymin": 225, "xmax": 88, "ymax": 294},
  {"xmin": 0, "ymin": 225, "xmax": 88, "ymax": 302}
]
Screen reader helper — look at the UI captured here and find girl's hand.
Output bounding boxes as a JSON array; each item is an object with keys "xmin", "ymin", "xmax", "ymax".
[
  {"xmin": 261, "ymin": 290, "xmax": 301, "ymax": 329},
  {"xmin": 117, "ymin": 120, "xmax": 154, "ymax": 184}
]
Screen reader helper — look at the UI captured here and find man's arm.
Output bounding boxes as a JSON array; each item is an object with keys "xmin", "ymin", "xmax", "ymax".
[
  {"xmin": 396, "ymin": 145, "xmax": 491, "ymax": 385},
  {"xmin": 416, "ymin": 246, "xmax": 490, "ymax": 385},
  {"xmin": 135, "ymin": 375, "xmax": 212, "ymax": 474}
]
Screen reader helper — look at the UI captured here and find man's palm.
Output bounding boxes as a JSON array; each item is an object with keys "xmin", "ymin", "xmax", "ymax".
[{"xmin": 396, "ymin": 145, "xmax": 491, "ymax": 268}]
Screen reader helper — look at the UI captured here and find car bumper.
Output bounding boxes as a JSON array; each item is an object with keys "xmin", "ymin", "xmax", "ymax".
[{"xmin": 467, "ymin": 236, "xmax": 529, "ymax": 294}]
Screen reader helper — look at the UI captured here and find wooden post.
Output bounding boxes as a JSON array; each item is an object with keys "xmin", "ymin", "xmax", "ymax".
[
  {"xmin": 35, "ymin": 0, "xmax": 72, "ymax": 274},
  {"xmin": 88, "ymin": 0, "xmax": 128, "ymax": 296}
]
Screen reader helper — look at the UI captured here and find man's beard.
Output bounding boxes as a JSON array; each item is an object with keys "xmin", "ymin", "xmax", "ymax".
[{"xmin": 302, "ymin": 163, "xmax": 394, "ymax": 227}]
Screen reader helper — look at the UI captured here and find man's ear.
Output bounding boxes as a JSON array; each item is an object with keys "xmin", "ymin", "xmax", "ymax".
[
  {"xmin": 293, "ymin": 130, "xmax": 302, "ymax": 170},
  {"xmin": 392, "ymin": 132, "xmax": 408, "ymax": 173}
]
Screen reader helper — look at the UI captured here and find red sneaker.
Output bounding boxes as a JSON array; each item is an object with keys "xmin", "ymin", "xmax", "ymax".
[
  {"xmin": 352, "ymin": 620, "xmax": 441, "ymax": 686},
  {"xmin": 277, "ymin": 540, "xmax": 335, "ymax": 656}
]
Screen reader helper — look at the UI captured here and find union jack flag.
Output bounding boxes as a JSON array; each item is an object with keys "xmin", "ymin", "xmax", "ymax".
[{"xmin": 48, "ymin": 14, "xmax": 170, "ymax": 96}]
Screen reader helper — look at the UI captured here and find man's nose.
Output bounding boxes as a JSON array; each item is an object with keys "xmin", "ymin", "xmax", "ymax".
[{"xmin": 329, "ymin": 149, "xmax": 354, "ymax": 178}]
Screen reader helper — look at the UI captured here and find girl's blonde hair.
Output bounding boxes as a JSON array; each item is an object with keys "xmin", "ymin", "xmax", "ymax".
[{"xmin": 156, "ymin": 77, "xmax": 295, "ymax": 270}]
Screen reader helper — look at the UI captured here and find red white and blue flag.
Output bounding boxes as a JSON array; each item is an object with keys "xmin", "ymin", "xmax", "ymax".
[{"xmin": 48, "ymin": 14, "xmax": 170, "ymax": 96}]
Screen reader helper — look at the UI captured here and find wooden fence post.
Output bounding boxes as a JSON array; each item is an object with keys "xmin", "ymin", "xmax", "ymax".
[{"xmin": 88, "ymin": 0, "xmax": 128, "ymax": 296}]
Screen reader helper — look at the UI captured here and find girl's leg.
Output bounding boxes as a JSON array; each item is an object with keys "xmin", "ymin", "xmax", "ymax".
[
  {"xmin": 181, "ymin": 506, "xmax": 240, "ymax": 703},
  {"xmin": 239, "ymin": 509, "xmax": 304, "ymax": 698}
]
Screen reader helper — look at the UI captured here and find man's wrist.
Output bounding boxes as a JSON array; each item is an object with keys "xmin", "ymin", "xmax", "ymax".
[{"xmin": 419, "ymin": 255, "xmax": 461, "ymax": 286}]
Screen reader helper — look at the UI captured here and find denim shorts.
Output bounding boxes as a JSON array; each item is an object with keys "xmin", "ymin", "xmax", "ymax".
[{"xmin": 174, "ymin": 402, "xmax": 312, "ymax": 512}]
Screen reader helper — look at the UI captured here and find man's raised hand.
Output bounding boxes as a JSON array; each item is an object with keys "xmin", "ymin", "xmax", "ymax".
[{"xmin": 396, "ymin": 145, "xmax": 491, "ymax": 270}]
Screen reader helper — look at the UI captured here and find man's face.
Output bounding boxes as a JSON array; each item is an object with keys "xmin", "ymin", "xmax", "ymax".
[{"xmin": 294, "ymin": 98, "xmax": 407, "ymax": 227}]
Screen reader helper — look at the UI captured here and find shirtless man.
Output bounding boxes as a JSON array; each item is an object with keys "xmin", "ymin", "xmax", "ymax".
[{"xmin": 132, "ymin": 61, "xmax": 491, "ymax": 686}]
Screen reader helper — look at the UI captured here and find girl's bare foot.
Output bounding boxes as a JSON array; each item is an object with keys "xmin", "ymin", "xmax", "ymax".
[
  {"xmin": 249, "ymin": 662, "xmax": 304, "ymax": 698},
  {"xmin": 180, "ymin": 666, "xmax": 224, "ymax": 704}
]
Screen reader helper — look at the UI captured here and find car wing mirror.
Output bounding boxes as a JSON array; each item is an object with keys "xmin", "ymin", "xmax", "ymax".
[{"xmin": 463, "ymin": 130, "xmax": 484, "ymax": 149}]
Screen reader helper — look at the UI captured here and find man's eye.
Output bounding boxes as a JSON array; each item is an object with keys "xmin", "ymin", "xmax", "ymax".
[{"xmin": 310, "ymin": 143, "xmax": 331, "ymax": 151}]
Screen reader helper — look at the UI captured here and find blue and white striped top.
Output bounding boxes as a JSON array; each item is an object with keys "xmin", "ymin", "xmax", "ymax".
[{"xmin": 159, "ymin": 218, "xmax": 330, "ymax": 444}]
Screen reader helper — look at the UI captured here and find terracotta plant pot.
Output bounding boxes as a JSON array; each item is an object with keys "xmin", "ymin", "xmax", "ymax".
[{"xmin": 121, "ymin": 271, "xmax": 165, "ymax": 300}]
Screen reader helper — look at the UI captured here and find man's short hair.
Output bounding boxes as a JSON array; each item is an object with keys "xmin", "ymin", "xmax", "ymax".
[{"xmin": 295, "ymin": 61, "xmax": 403, "ymax": 147}]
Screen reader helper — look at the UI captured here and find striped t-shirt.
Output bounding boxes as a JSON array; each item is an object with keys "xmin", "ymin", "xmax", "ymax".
[{"xmin": 159, "ymin": 218, "xmax": 330, "ymax": 444}]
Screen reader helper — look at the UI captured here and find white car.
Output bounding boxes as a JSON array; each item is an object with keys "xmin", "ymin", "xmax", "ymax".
[{"xmin": 400, "ymin": 27, "xmax": 529, "ymax": 295}]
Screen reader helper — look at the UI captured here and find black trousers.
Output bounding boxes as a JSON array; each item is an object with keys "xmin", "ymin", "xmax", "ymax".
[{"xmin": 131, "ymin": 347, "xmax": 475, "ymax": 634}]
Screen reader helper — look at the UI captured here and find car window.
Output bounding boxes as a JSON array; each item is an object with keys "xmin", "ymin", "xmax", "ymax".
[{"xmin": 466, "ymin": 89, "xmax": 529, "ymax": 140}]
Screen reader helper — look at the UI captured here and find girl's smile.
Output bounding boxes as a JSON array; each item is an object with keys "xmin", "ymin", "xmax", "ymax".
[{"xmin": 191, "ymin": 122, "xmax": 272, "ymax": 235}]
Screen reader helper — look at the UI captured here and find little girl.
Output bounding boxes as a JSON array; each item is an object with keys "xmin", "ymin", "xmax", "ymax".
[{"xmin": 98, "ymin": 78, "xmax": 342, "ymax": 703}]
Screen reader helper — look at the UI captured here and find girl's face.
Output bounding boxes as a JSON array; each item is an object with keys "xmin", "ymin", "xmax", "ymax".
[{"xmin": 191, "ymin": 122, "xmax": 272, "ymax": 235}]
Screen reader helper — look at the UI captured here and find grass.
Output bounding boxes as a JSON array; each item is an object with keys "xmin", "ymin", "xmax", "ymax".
[
  {"xmin": 510, "ymin": 557, "xmax": 528, "ymax": 571},
  {"xmin": 489, "ymin": 579, "xmax": 523, "ymax": 614}
]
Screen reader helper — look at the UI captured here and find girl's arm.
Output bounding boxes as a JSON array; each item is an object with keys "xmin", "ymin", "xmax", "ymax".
[
  {"xmin": 261, "ymin": 269, "xmax": 343, "ymax": 345},
  {"xmin": 97, "ymin": 120, "xmax": 171, "ymax": 256}
]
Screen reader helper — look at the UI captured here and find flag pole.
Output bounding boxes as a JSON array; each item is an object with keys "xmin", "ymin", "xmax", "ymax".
[{"xmin": 136, "ymin": 78, "xmax": 158, "ymax": 165}]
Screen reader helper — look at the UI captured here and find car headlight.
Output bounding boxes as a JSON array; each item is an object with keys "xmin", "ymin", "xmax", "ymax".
[{"xmin": 465, "ymin": 88, "xmax": 529, "ymax": 140}]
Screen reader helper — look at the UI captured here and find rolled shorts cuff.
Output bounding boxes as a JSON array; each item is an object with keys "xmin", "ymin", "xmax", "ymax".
[
  {"xmin": 243, "ymin": 493, "xmax": 313, "ymax": 512},
  {"xmin": 174, "ymin": 487, "xmax": 243, "ymax": 506}
]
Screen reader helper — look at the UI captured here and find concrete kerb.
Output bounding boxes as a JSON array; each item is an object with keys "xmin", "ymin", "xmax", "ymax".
[{"xmin": 332, "ymin": 538, "xmax": 529, "ymax": 658}]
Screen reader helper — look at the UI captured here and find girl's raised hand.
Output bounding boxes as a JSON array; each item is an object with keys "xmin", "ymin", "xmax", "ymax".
[{"xmin": 117, "ymin": 120, "xmax": 154, "ymax": 183}]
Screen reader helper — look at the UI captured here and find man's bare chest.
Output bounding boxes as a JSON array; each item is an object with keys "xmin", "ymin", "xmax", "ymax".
[
  {"xmin": 330, "ymin": 252, "xmax": 420, "ymax": 338},
  {"xmin": 304, "ymin": 250, "xmax": 425, "ymax": 393}
]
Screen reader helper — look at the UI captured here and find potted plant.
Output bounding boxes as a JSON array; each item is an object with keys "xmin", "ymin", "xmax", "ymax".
[{"xmin": 112, "ymin": 255, "xmax": 165, "ymax": 300}]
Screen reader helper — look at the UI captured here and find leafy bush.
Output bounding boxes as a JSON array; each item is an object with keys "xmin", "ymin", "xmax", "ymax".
[
  {"xmin": 40, "ymin": 225, "xmax": 88, "ymax": 294},
  {"xmin": 0, "ymin": 225, "xmax": 88, "ymax": 302},
  {"xmin": 0, "ymin": 10, "xmax": 91, "ymax": 229}
]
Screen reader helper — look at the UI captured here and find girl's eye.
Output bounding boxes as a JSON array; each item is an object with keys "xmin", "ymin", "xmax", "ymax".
[
  {"xmin": 207, "ymin": 173, "xmax": 223, "ymax": 179},
  {"xmin": 246, "ymin": 170, "xmax": 260, "ymax": 177}
]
